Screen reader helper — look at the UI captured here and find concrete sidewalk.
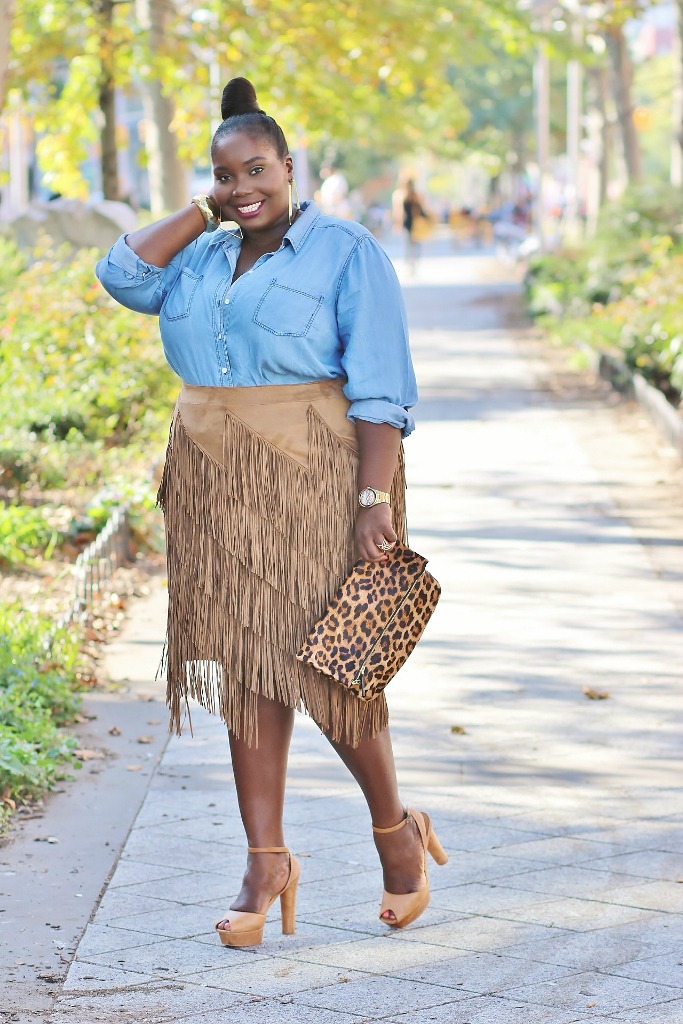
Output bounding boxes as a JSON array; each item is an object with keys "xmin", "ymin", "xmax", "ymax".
[{"xmin": 48, "ymin": 251, "xmax": 683, "ymax": 1023}]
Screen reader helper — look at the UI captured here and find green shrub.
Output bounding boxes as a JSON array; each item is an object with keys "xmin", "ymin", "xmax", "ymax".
[
  {"xmin": 0, "ymin": 239, "xmax": 177, "ymax": 446},
  {"xmin": 525, "ymin": 188, "xmax": 683, "ymax": 401},
  {"xmin": 0, "ymin": 506, "xmax": 63, "ymax": 567},
  {"xmin": 0, "ymin": 603, "xmax": 82, "ymax": 818}
]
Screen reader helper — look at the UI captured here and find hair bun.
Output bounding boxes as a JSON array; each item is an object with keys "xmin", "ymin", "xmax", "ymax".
[{"xmin": 221, "ymin": 77, "xmax": 262, "ymax": 121}]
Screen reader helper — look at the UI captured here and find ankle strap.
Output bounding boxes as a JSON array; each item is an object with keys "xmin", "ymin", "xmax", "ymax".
[
  {"xmin": 372, "ymin": 811, "xmax": 410, "ymax": 835},
  {"xmin": 247, "ymin": 846, "xmax": 289, "ymax": 853}
]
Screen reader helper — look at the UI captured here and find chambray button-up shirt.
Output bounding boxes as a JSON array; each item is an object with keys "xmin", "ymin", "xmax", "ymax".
[{"xmin": 96, "ymin": 201, "xmax": 417, "ymax": 436}]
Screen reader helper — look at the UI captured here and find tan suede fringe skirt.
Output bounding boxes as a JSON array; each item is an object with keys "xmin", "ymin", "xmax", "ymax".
[{"xmin": 156, "ymin": 378, "xmax": 408, "ymax": 748}]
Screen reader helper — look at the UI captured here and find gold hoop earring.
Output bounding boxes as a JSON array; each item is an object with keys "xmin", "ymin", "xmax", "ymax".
[
  {"xmin": 292, "ymin": 176, "xmax": 300, "ymax": 212},
  {"xmin": 288, "ymin": 181, "xmax": 293, "ymax": 224}
]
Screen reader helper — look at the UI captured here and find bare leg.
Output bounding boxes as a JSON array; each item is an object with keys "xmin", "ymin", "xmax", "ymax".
[
  {"xmin": 326, "ymin": 723, "xmax": 425, "ymax": 921},
  {"xmin": 217, "ymin": 693, "xmax": 294, "ymax": 926}
]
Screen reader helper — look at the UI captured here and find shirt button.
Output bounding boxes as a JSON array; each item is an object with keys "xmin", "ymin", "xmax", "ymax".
[
  {"xmin": 221, "ymin": 367, "xmax": 228, "ymax": 374},
  {"xmin": 225, "ymin": 297, "xmax": 230, "ymax": 304}
]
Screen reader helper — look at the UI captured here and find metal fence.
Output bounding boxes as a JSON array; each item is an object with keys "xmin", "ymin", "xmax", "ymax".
[{"xmin": 56, "ymin": 505, "xmax": 131, "ymax": 631}]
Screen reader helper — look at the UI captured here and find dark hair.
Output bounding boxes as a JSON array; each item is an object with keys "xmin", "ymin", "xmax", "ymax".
[{"xmin": 211, "ymin": 77, "xmax": 289, "ymax": 158}]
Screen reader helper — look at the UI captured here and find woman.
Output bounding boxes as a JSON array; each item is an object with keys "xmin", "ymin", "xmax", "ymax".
[
  {"xmin": 402, "ymin": 179, "xmax": 430, "ymax": 270},
  {"xmin": 96, "ymin": 77, "xmax": 446, "ymax": 948}
]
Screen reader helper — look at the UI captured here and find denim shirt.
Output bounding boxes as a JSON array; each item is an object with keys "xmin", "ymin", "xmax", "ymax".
[{"xmin": 96, "ymin": 201, "xmax": 417, "ymax": 436}]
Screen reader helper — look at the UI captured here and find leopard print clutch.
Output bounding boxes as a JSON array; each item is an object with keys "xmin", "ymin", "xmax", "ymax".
[{"xmin": 296, "ymin": 544, "xmax": 441, "ymax": 701}]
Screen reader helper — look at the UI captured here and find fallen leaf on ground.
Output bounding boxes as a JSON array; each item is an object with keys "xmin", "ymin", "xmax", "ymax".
[
  {"xmin": 73, "ymin": 748, "xmax": 105, "ymax": 761},
  {"xmin": 582, "ymin": 687, "xmax": 609, "ymax": 700},
  {"xmin": 108, "ymin": 726, "xmax": 122, "ymax": 736},
  {"xmin": 586, "ymin": 1002, "xmax": 597, "ymax": 1008},
  {"xmin": 146, "ymin": 719, "xmax": 161, "ymax": 725},
  {"xmin": 136, "ymin": 736, "xmax": 153, "ymax": 744},
  {"xmin": 35, "ymin": 836, "xmax": 60, "ymax": 844},
  {"xmin": 450, "ymin": 725, "xmax": 468, "ymax": 734},
  {"xmin": 126, "ymin": 765, "xmax": 142, "ymax": 772}
]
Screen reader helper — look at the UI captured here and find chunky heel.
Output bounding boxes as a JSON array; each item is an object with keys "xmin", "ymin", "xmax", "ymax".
[
  {"xmin": 427, "ymin": 825, "xmax": 449, "ymax": 866},
  {"xmin": 215, "ymin": 846, "xmax": 300, "ymax": 948},
  {"xmin": 373, "ymin": 808, "xmax": 448, "ymax": 929},
  {"xmin": 280, "ymin": 873, "xmax": 299, "ymax": 935}
]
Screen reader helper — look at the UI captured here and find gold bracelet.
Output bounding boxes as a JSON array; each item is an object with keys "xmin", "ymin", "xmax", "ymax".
[{"xmin": 191, "ymin": 194, "xmax": 220, "ymax": 233}]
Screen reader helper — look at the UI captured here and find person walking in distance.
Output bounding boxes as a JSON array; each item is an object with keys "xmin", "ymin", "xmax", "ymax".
[
  {"xmin": 96, "ymin": 77, "xmax": 447, "ymax": 949},
  {"xmin": 401, "ymin": 179, "xmax": 430, "ymax": 273}
]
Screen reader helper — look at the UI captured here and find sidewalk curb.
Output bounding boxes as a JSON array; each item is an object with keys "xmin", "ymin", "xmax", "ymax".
[{"xmin": 587, "ymin": 347, "xmax": 683, "ymax": 459}]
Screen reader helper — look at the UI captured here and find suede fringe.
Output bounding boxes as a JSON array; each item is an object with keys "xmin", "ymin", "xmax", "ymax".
[{"xmin": 157, "ymin": 402, "xmax": 407, "ymax": 748}]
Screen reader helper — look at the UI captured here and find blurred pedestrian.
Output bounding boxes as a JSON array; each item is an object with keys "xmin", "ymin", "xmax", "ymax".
[
  {"xmin": 317, "ymin": 163, "xmax": 352, "ymax": 218},
  {"xmin": 401, "ymin": 179, "xmax": 431, "ymax": 273}
]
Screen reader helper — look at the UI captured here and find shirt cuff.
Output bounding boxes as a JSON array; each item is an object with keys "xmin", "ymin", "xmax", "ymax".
[
  {"xmin": 109, "ymin": 234, "xmax": 162, "ymax": 278},
  {"xmin": 346, "ymin": 398, "xmax": 415, "ymax": 439}
]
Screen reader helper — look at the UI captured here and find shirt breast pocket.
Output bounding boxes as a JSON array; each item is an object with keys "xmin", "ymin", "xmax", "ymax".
[
  {"xmin": 253, "ymin": 281, "xmax": 323, "ymax": 337},
  {"xmin": 162, "ymin": 268, "xmax": 202, "ymax": 322}
]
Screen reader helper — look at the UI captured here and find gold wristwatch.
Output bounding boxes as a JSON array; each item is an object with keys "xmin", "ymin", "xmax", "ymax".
[
  {"xmin": 191, "ymin": 194, "xmax": 221, "ymax": 233},
  {"xmin": 358, "ymin": 486, "xmax": 391, "ymax": 509}
]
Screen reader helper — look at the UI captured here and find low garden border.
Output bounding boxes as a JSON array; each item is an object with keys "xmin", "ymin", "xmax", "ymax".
[
  {"xmin": 583, "ymin": 347, "xmax": 683, "ymax": 460},
  {"xmin": 56, "ymin": 505, "xmax": 131, "ymax": 631}
]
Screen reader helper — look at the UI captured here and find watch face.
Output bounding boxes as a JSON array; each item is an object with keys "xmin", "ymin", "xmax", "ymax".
[{"xmin": 359, "ymin": 487, "xmax": 377, "ymax": 507}]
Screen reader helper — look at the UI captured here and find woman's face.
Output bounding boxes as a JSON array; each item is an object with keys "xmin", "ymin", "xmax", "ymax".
[{"xmin": 211, "ymin": 131, "xmax": 293, "ymax": 233}]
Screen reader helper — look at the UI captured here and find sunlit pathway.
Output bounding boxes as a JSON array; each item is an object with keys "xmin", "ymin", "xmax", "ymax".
[{"xmin": 48, "ymin": 245, "xmax": 683, "ymax": 1024}]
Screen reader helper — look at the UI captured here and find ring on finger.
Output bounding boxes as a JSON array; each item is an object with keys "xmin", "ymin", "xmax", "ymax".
[{"xmin": 378, "ymin": 539, "xmax": 394, "ymax": 553}]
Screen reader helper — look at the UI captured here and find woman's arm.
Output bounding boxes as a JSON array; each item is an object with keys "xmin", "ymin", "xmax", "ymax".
[
  {"xmin": 354, "ymin": 420, "xmax": 401, "ymax": 562},
  {"xmin": 125, "ymin": 203, "xmax": 209, "ymax": 267}
]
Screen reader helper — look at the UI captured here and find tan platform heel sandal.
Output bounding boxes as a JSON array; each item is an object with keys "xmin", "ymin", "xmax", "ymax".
[
  {"xmin": 373, "ymin": 808, "xmax": 448, "ymax": 928},
  {"xmin": 215, "ymin": 847, "xmax": 300, "ymax": 948}
]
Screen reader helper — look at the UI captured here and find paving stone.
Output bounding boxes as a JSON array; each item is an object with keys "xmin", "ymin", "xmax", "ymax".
[
  {"xmin": 495, "ymin": 929, "xmax": 668, "ymax": 971},
  {"xmin": 502, "ymin": 865, "xmax": 649, "ymax": 900},
  {"xmin": 506, "ymin": 970, "xmax": 682, "ymax": 1015},
  {"xmin": 605, "ymin": 951, "xmax": 683, "ymax": 989},
  {"xmin": 175, "ymin": 954, "xmax": 366, "ymax": 997},
  {"xmin": 585, "ymin": 850, "xmax": 683, "ymax": 882},
  {"xmin": 176, "ymin": 1002, "xmax": 368, "ymax": 1024},
  {"xmin": 113, "ymin": 870, "xmax": 239, "ymax": 907},
  {"xmin": 601, "ymin": 999, "xmax": 683, "ymax": 1023},
  {"xmin": 288, "ymin": 974, "xmax": 469, "ymax": 1017},
  {"xmin": 495, "ymin": 895, "xmax": 659, "ymax": 931},
  {"xmin": 585, "ymin": 880, "xmax": 683, "ymax": 914},
  {"xmin": 107, "ymin": 861, "xmax": 190, "ymax": 890},
  {"xmin": 431, "ymin": 882, "xmax": 558, "ymax": 916},
  {"xmin": 80, "ymin": 934, "xmax": 256, "ymax": 976},
  {"xmin": 297, "ymin": 900, "xmax": 466, "ymax": 936},
  {"xmin": 62, "ymin": 960, "xmax": 155, "ymax": 991},
  {"xmin": 73, "ymin": 922, "xmax": 166, "ymax": 960},
  {"xmin": 388, "ymin": 950, "xmax": 574, "ymax": 994},
  {"xmin": 51, "ymin": 980, "xmax": 251, "ymax": 1021},
  {"xmin": 281, "ymin": 935, "xmax": 473, "ymax": 974},
  {"xmin": 396, "ymin": 914, "xmax": 575, "ymax": 952},
  {"xmin": 387, "ymin": 993, "xmax": 594, "ymax": 1023},
  {"xmin": 107, "ymin": 901, "xmax": 235, "ymax": 941}
]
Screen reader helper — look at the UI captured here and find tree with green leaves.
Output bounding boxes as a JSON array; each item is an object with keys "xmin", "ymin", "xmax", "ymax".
[{"xmin": 4, "ymin": 0, "xmax": 532, "ymax": 209}]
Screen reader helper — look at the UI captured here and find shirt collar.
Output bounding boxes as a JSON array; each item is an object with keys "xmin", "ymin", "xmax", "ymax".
[{"xmin": 208, "ymin": 200, "xmax": 320, "ymax": 254}]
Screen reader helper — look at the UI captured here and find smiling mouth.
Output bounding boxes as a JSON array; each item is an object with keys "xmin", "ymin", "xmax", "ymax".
[{"xmin": 236, "ymin": 201, "xmax": 263, "ymax": 215}]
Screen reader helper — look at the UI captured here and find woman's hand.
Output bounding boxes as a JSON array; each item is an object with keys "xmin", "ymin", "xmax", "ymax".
[{"xmin": 355, "ymin": 504, "xmax": 397, "ymax": 563}]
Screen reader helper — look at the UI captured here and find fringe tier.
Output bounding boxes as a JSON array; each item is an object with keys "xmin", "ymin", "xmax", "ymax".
[{"xmin": 157, "ymin": 380, "xmax": 407, "ymax": 748}]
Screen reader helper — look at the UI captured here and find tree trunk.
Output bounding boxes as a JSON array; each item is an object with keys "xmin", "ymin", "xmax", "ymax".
[
  {"xmin": 135, "ymin": 0, "xmax": 187, "ymax": 215},
  {"xmin": 604, "ymin": 25, "xmax": 642, "ymax": 185},
  {"xmin": 95, "ymin": 0, "xmax": 120, "ymax": 200},
  {"xmin": 0, "ymin": 0, "xmax": 15, "ymax": 116}
]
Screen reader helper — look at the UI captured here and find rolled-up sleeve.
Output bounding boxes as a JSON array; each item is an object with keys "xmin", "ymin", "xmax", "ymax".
[
  {"xmin": 95, "ymin": 234, "xmax": 183, "ymax": 315},
  {"xmin": 337, "ymin": 235, "xmax": 417, "ymax": 438}
]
